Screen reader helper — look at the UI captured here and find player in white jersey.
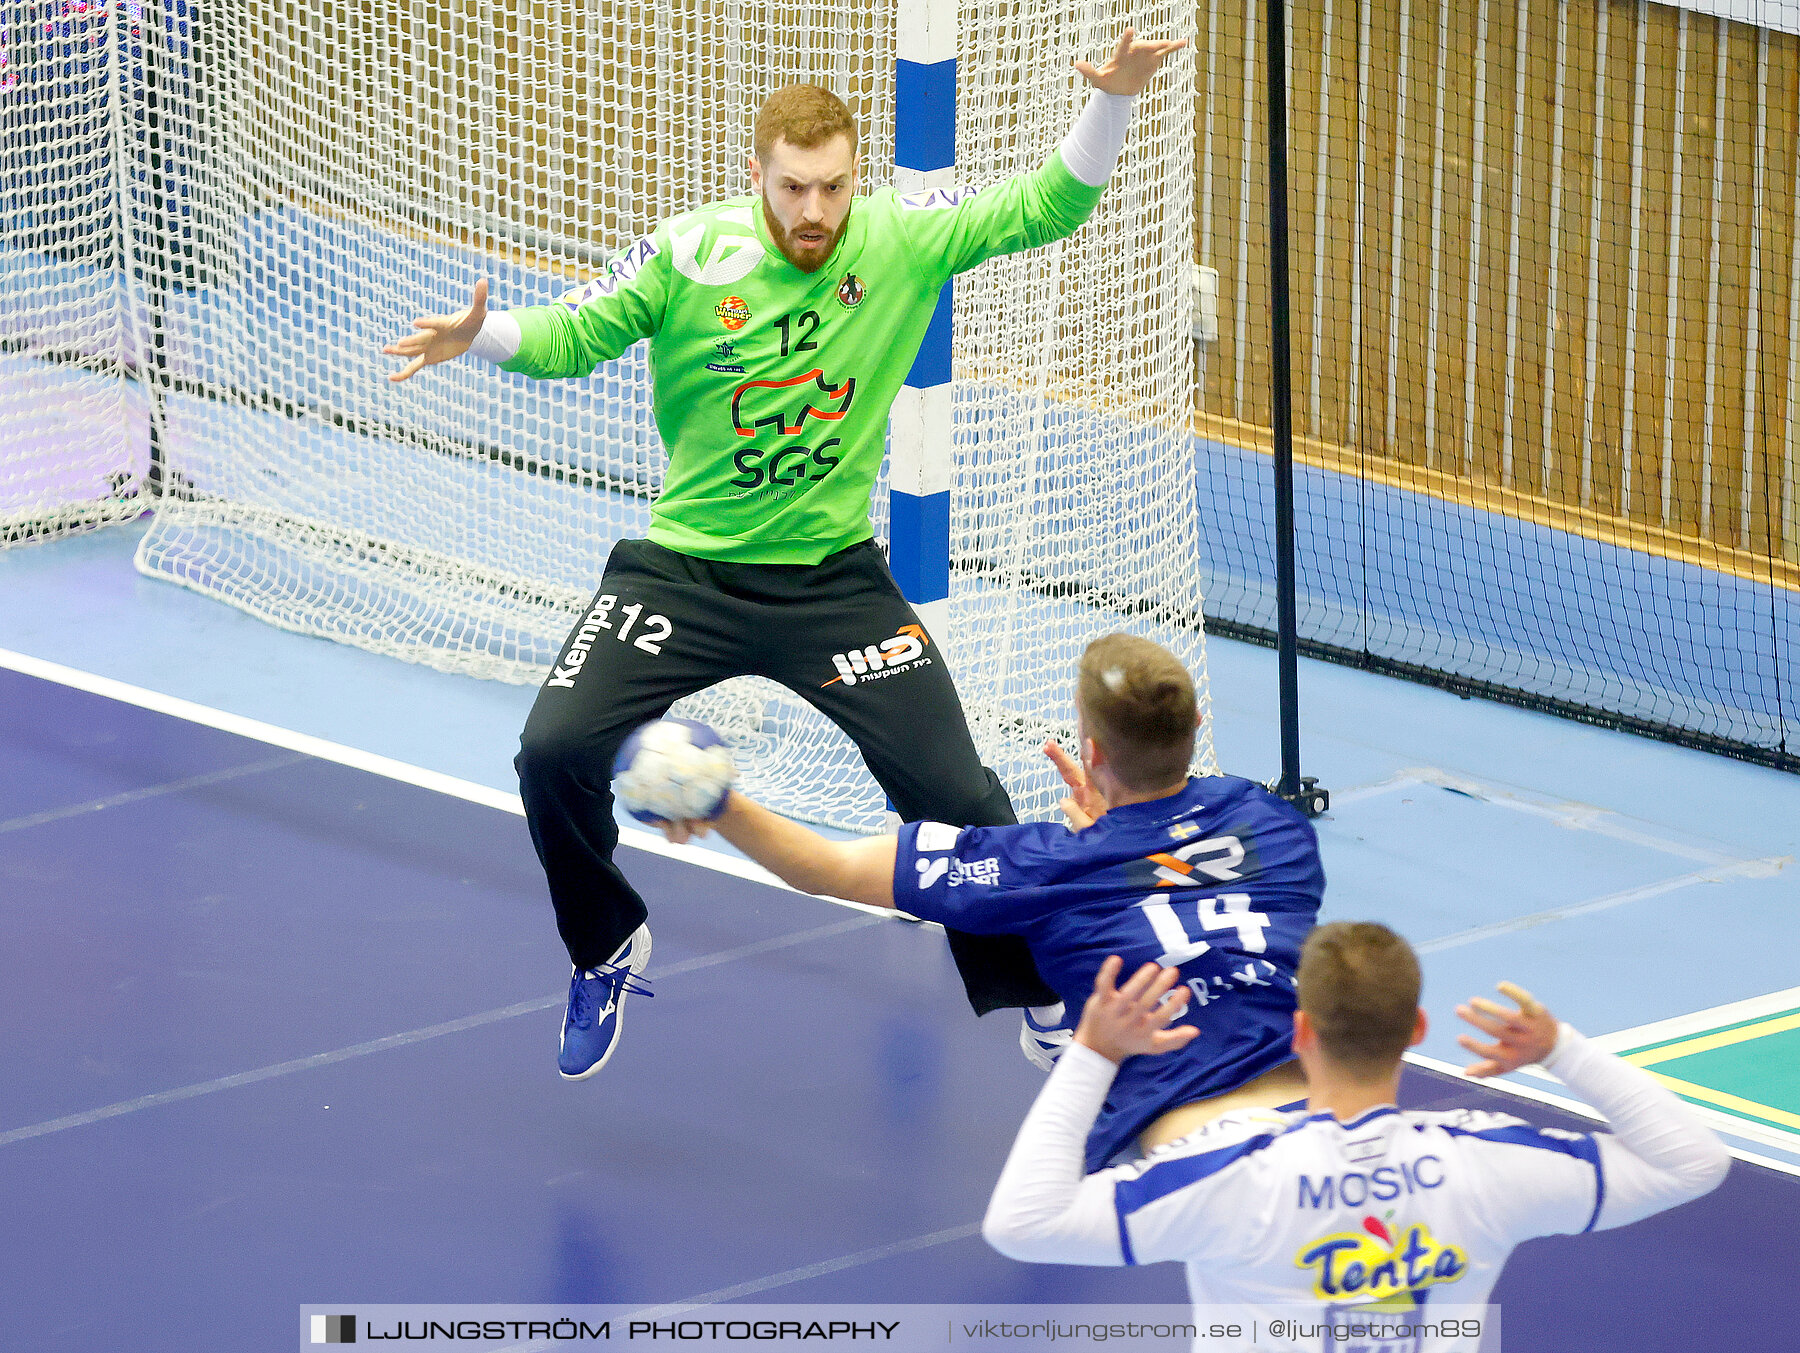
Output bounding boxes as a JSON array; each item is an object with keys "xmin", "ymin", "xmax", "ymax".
[{"xmin": 981, "ymin": 922, "xmax": 1729, "ymax": 1352}]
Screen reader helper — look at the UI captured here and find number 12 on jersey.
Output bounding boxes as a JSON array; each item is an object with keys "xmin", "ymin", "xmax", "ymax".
[{"xmin": 1140, "ymin": 892, "xmax": 1271, "ymax": 967}]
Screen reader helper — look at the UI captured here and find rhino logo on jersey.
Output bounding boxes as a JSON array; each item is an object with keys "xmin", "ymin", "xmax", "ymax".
[
  {"xmin": 671, "ymin": 223, "xmax": 765, "ymax": 286},
  {"xmin": 730, "ymin": 369, "xmax": 857, "ymax": 437}
]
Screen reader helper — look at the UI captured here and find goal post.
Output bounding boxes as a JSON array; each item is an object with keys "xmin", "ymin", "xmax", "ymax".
[{"xmin": 2, "ymin": 0, "xmax": 1216, "ymax": 830}]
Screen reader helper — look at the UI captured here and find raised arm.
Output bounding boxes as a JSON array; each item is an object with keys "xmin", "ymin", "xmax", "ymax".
[
  {"xmin": 671, "ymin": 791, "xmax": 899, "ymax": 910},
  {"xmin": 896, "ymin": 30, "xmax": 1188, "ymax": 281},
  {"xmin": 1458, "ymin": 984, "xmax": 1730, "ymax": 1232},
  {"xmin": 983, "ymin": 959, "xmax": 1196, "ymax": 1264},
  {"xmin": 1072, "ymin": 27, "xmax": 1189, "ymax": 96},
  {"xmin": 383, "ymin": 278, "xmax": 490, "ymax": 382},
  {"xmin": 496, "ymin": 234, "xmax": 669, "ymax": 379},
  {"xmin": 385, "ymin": 234, "xmax": 669, "ymax": 384}
]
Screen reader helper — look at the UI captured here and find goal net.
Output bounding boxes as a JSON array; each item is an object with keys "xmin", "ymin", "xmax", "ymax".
[{"xmin": 1, "ymin": 0, "xmax": 1212, "ymax": 831}]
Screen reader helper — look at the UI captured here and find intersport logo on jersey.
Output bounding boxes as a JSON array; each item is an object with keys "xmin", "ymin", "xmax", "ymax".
[{"xmin": 822, "ymin": 624, "xmax": 932, "ymax": 687}]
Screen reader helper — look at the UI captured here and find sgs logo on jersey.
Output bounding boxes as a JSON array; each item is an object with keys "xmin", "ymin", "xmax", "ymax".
[
  {"xmin": 729, "ymin": 438, "xmax": 843, "ymax": 493},
  {"xmin": 727, "ymin": 369, "xmax": 858, "ymax": 495}
]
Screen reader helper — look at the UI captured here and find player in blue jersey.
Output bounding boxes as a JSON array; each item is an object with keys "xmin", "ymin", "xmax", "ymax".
[{"xmin": 649, "ymin": 633, "xmax": 1325, "ymax": 1171}]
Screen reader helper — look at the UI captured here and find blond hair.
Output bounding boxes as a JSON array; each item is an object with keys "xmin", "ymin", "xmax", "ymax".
[
  {"xmin": 1296, "ymin": 922, "xmax": 1422, "ymax": 1078},
  {"xmin": 753, "ymin": 84, "xmax": 859, "ymax": 164},
  {"xmin": 1075, "ymin": 634, "xmax": 1198, "ymax": 792}
]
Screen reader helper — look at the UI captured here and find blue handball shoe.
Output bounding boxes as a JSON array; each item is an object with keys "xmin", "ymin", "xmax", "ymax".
[
  {"xmin": 559, "ymin": 925, "xmax": 653, "ymax": 1080},
  {"xmin": 1020, "ymin": 1001, "xmax": 1074, "ymax": 1072}
]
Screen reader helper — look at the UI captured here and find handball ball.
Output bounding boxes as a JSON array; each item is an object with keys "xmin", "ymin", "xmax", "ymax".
[{"xmin": 613, "ymin": 717, "xmax": 736, "ymax": 825}]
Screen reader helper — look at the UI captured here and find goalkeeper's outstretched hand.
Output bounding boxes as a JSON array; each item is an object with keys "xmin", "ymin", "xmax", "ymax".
[
  {"xmin": 1073, "ymin": 28, "xmax": 1188, "ymax": 96},
  {"xmin": 384, "ymin": 278, "xmax": 489, "ymax": 382}
]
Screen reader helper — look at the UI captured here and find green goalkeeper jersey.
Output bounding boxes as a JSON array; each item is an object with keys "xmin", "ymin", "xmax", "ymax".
[{"xmin": 500, "ymin": 151, "xmax": 1105, "ymax": 564}]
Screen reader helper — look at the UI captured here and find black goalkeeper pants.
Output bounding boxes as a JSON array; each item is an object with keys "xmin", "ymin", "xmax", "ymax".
[{"xmin": 515, "ymin": 537, "xmax": 1056, "ymax": 1015}]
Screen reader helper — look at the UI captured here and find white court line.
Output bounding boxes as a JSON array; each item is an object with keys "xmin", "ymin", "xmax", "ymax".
[
  {"xmin": 1405, "ymin": 1052, "xmax": 1800, "ymax": 1179},
  {"xmin": 0, "ymin": 914, "xmax": 881, "ymax": 1149},
  {"xmin": 1582, "ymin": 986, "xmax": 1800, "ymax": 1055},
  {"xmin": 1416, "ymin": 858, "xmax": 1786, "ymax": 953},
  {"xmin": 1327, "ymin": 769, "xmax": 1432, "ymax": 807},
  {"xmin": 0, "ymin": 646, "xmax": 849, "ymax": 904},
  {"xmin": 0, "ymin": 752, "xmax": 306, "ymax": 834},
  {"xmin": 1333, "ymin": 766, "xmax": 1788, "ymax": 948},
  {"xmin": 1330, "ymin": 765, "xmax": 1785, "ymax": 869}
]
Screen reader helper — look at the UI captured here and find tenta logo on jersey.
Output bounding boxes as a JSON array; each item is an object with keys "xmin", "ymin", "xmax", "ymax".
[
  {"xmin": 1294, "ymin": 1215, "xmax": 1468, "ymax": 1304},
  {"xmin": 822, "ymin": 624, "xmax": 932, "ymax": 687}
]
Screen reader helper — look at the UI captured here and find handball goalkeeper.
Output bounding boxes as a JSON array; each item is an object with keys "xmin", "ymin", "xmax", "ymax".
[
  {"xmin": 644, "ymin": 634, "xmax": 1325, "ymax": 1173},
  {"xmin": 384, "ymin": 32, "xmax": 1187, "ymax": 1080}
]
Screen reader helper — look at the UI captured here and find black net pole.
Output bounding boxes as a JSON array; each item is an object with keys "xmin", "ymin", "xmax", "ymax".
[{"xmin": 1264, "ymin": 0, "xmax": 1326, "ymax": 817}]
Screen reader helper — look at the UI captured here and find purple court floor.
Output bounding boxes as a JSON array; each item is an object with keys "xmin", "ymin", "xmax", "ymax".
[{"xmin": 0, "ymin": 665, "xmax": 1792, "ymax": 1352}]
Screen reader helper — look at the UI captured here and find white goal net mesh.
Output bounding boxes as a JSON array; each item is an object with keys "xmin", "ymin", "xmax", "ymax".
[{"xmin": 1, "ymin": 0, "xmax": 1213, "ymax": 831}]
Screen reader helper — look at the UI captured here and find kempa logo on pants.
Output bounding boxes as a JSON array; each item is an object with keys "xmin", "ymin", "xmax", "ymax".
[
  {"xmin": 822, "ymin": 624, "xmax": 931, "ymax": 687},
  {"xmin": 546, "ymin": 592, "xmax": 671, "ymax": 688}
]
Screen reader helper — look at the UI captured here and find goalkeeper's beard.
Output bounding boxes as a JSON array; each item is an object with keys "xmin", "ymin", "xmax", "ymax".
[{"xmin": 762, "ymin": 197, "xmax": 849, "ymax": 274}]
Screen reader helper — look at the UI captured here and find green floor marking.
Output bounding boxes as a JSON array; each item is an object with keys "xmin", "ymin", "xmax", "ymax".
[{"xmin": 1622, "ymin": 1009, "xmax": 1800, "ymax": 1135}]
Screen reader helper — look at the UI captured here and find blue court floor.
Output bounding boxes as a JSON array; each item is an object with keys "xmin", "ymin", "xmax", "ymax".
[{"xmin": 2, "ymin": 521, "xmax": 1798, "ymax": 1351}]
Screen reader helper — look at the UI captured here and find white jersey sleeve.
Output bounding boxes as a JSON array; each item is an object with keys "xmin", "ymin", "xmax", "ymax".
[
  {"xmin": 1538, "ymin": 1024, "xmax": 1731, "ymax": 1231},
  {"xmin": 982, "ymin": 1042, "xmax": 1296, "ymax": 1268},
  {"xmin": 981, "ymin": 1043, "xmax": 1130, "ymax": 1265},
  {"xmin": 1107, "ymin": 1107, "xmax": 1300, "ymax": 1266},
  {"xmin": 1427, "ymin": 1109, "xmax": 1606, "ymax": 1244},
  {"xmin": 1424, "ymin": 1024, "xmax": 1730, "ymax": 1247}
]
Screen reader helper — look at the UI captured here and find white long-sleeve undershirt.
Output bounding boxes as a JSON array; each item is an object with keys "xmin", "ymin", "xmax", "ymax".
[
  {"xmin": 1537, "ymin": 1023, "xmax": 1732, "ymax": 1228},
  {"xmin": 468, "ymin": 309, "xmax": 522, "ymax": 364},
  {"xmin": 1057, "ymin": 90, "xmax": 1138, "ymax": 189}
]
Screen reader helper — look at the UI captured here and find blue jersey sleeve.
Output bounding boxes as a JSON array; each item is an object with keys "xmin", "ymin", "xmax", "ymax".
[{"xmin": 893, "ymin": 819, "xmax": 1067, "ymax": 933}]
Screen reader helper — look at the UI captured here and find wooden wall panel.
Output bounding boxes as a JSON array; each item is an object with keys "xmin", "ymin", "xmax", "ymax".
[
  {"xmin": 1195, "ymin": 0, "xmax": 1797, "ymax": 575},
  {"xmin": 1769, "ymin": 32, "xmax": 1800, "ymax": 563}
]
